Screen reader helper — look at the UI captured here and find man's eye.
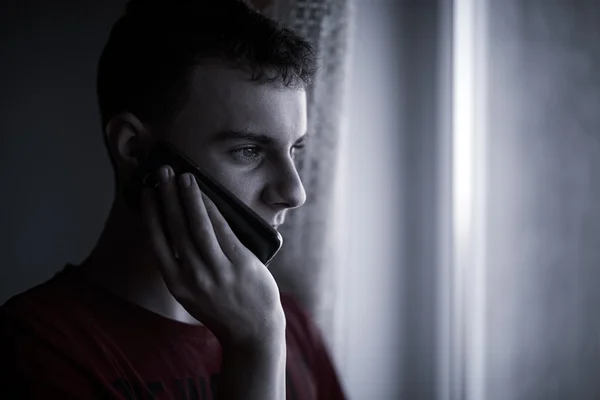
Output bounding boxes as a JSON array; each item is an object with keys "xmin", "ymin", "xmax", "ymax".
[
  {"xmin": 291, "ymin": 143, "xmax": 305, "ymax": 159},
  {"xmin": 231, "ymin": 146, "xmax": 263, "ymax": 162}
]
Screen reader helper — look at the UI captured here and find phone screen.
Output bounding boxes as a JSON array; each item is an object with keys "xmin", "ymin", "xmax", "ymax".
[{"xmin": 123, "ymin": 141, "xmax": 283, "ymax": 266}]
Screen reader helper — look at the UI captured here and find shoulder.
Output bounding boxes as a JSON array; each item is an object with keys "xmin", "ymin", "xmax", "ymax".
[
  {"xmin": 279, "ymin": 291, "xmax": 323, "ymax": 355},
  {"xmin": 278, "ymin": 292, "xmax": 348, "ymax": 399},
  {"xmin": 1, "ymin": 268, "xmax": 78, "ymax": 330},
  {"xmin": 279, "ymin": 291, "xmax": 306, "ymax": 319},
  {"xmin": 279, "ymin": 291, "xmax": 314, "ymax": 335},
  {"xmin": 0, "ymin": 267, "xmax": 88, "ymax": 358},
  {"xmin": 0, "ymin": 276, "xmax": 102, "ymax": 399}
]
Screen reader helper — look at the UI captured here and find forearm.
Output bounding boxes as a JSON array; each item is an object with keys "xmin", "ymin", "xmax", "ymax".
[{"xmin": 218, "ymin": 334, "xmax": 287, "ymax": 400}]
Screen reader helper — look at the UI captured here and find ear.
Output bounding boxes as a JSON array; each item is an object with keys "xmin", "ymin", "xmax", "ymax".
[{"xmin": 104, "ymin": 113, "xmax": 155, "ymax": 182}]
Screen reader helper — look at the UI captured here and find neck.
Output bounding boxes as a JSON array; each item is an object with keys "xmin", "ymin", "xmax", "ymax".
[{"xmin": 78, "ymin": 196, "xmax": 201, "ymax": 326}]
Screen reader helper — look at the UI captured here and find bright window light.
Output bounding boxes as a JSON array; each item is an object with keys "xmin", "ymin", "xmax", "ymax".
[{"xmin": 452, "ymin": 0, "xmax": 488, "ymax": 399}]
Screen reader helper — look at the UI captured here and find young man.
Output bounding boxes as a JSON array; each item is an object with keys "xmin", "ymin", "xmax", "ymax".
[{"xmin": 0, "ymin": 1, "xmax": 346, "ymax": 399}]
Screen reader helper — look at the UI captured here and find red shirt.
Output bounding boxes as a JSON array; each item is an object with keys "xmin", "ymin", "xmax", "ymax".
[{"xmin": 0, "ymin": 264, "xmax": 346, "ymax": 399}]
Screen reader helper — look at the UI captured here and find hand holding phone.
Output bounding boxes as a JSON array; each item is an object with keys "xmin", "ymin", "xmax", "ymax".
[
  {"xmin": 140, "ymin": 165, "xmax": 286, "ymax": 347},
  {"xmin": 124, "ymin": 141, "xmax": 283, "ymax": 266}
]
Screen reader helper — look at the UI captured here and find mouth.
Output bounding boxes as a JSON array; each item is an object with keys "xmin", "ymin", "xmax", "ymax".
[{"xmin": 270, "ymin": 216, "xmax": 285, "ymax": 229}]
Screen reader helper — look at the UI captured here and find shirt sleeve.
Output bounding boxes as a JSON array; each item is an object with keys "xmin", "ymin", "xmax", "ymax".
[
  {"xmin": 0, "ymin": 308, "xmax": 104, "ymax": 399},
  {"xmin": 280, "ymin": 292, "xmax": 347, "ymax": 400}
]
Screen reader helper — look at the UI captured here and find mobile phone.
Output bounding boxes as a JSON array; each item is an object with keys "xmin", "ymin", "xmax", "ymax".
[{"xmin": 123, "ymin": 140, "xmax": 283, "ymax": 266}]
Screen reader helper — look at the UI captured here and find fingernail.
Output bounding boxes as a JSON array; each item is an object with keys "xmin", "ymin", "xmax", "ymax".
[
  {"xmin": 180, "ymin": 173, "xmax": 193, "ymax": 188},
  {"xmin": 159, "ymin": 166, "xmax": 169, "ymax": 183}
]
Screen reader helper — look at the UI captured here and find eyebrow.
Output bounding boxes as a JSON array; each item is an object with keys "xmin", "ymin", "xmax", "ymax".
[{"xmin": 214, "ymin": 130, "xmax": 308, "ymax": 146}]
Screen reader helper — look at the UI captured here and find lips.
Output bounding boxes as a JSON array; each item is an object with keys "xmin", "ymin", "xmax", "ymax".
[{"xmin": 269, "ymin": 215, "xmax": 285, "ymax": 229}]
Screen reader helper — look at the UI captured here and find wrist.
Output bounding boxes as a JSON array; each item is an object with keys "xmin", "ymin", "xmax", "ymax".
[
  {"xmin": 222, "ymin": 318, "xmax": 286, "ymax": 353},
  {"xmin": 218, "ymin": 325, "xmax": 287, "ymax": 400}
]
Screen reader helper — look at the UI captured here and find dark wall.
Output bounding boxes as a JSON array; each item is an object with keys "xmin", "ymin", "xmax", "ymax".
[{"xmin": 0, "ymin": 0, "xmax": 125, "ymax": 303}]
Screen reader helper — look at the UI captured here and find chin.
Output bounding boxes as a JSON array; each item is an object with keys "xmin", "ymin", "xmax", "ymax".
[{"xmin": 272, "ymin": 221, "xmax": 285, "ymax": 230}]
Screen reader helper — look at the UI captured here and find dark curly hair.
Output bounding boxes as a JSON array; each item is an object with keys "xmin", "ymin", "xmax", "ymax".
[{"xmin": 97, "ymin": 0, "xmax": 318, "ymax": 130}]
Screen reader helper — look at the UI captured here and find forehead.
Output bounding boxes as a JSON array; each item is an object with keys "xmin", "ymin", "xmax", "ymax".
[{"xmin": 167, "ymin": 64, "xmax": 307, "ymax": 145}]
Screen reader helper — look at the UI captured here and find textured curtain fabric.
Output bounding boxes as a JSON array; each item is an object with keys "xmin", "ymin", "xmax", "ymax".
[{"xmin": 250, "ymin": 0, "xmax": 354, "ymax": 346}]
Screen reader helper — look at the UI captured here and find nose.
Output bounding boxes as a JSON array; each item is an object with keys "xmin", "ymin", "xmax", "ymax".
[{"xmin": 261, "ymin": 158, "xmax": 307, "ymax": 210}]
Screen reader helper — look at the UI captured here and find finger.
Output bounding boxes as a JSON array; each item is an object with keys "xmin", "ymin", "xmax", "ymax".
[
  {"xmin": 201, "ymin": 191, "xmax": 255, "ymax": 264},
  {"xmin": 177, "ymin": 172, "xmax": 229, "ymax": 267},
  {"xmin": 140, "ymin": 186, "xmax": 181, "ymax": 290},
  {"xmin": 156, "ymin": 165, "xmax": 207, "ymax": 272}
]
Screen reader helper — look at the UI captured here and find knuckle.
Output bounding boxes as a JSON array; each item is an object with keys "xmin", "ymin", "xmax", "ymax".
[
  {"xmin": 227, "ymin": 241, "xmax": 250, "ymax": 261},
  {"xmin": 189, "ymin": 266, "xmax": 212, "ymax": 290},
  {"xmin": 217, "ymin": 268, "xmax": 235, "ymax": 287},
  {"xmin": 228, "ymin": 241, "xmax": 241, "ymax": 255},
  {"xmin": 189, "ymin": 273, "xmax": 204, "ymax": 292},
  {"xmin": 238, "ymin": 262, "xmax": 261, "ymax": 283}
]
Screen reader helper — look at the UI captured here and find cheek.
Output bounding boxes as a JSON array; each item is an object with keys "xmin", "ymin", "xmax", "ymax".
[{"xmin": 201, "ymin": 161, "xmax": 265, "ymax": 207}]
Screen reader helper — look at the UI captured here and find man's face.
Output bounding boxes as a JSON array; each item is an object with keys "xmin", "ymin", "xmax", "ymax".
[{"xmin": 161, "ymin": 64, "xmax": 308, "ymax": 229}]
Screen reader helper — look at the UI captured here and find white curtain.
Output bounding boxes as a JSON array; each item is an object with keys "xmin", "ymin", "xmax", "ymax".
[{"xmin": 251, "ymin": 0, "xmax": 354, "ymax": 351}]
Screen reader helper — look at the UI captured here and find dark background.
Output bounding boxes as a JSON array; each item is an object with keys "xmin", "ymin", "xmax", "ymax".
[{"xmin": 0, "ymin": 0, "xmax": 125, "ymax": 301}]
